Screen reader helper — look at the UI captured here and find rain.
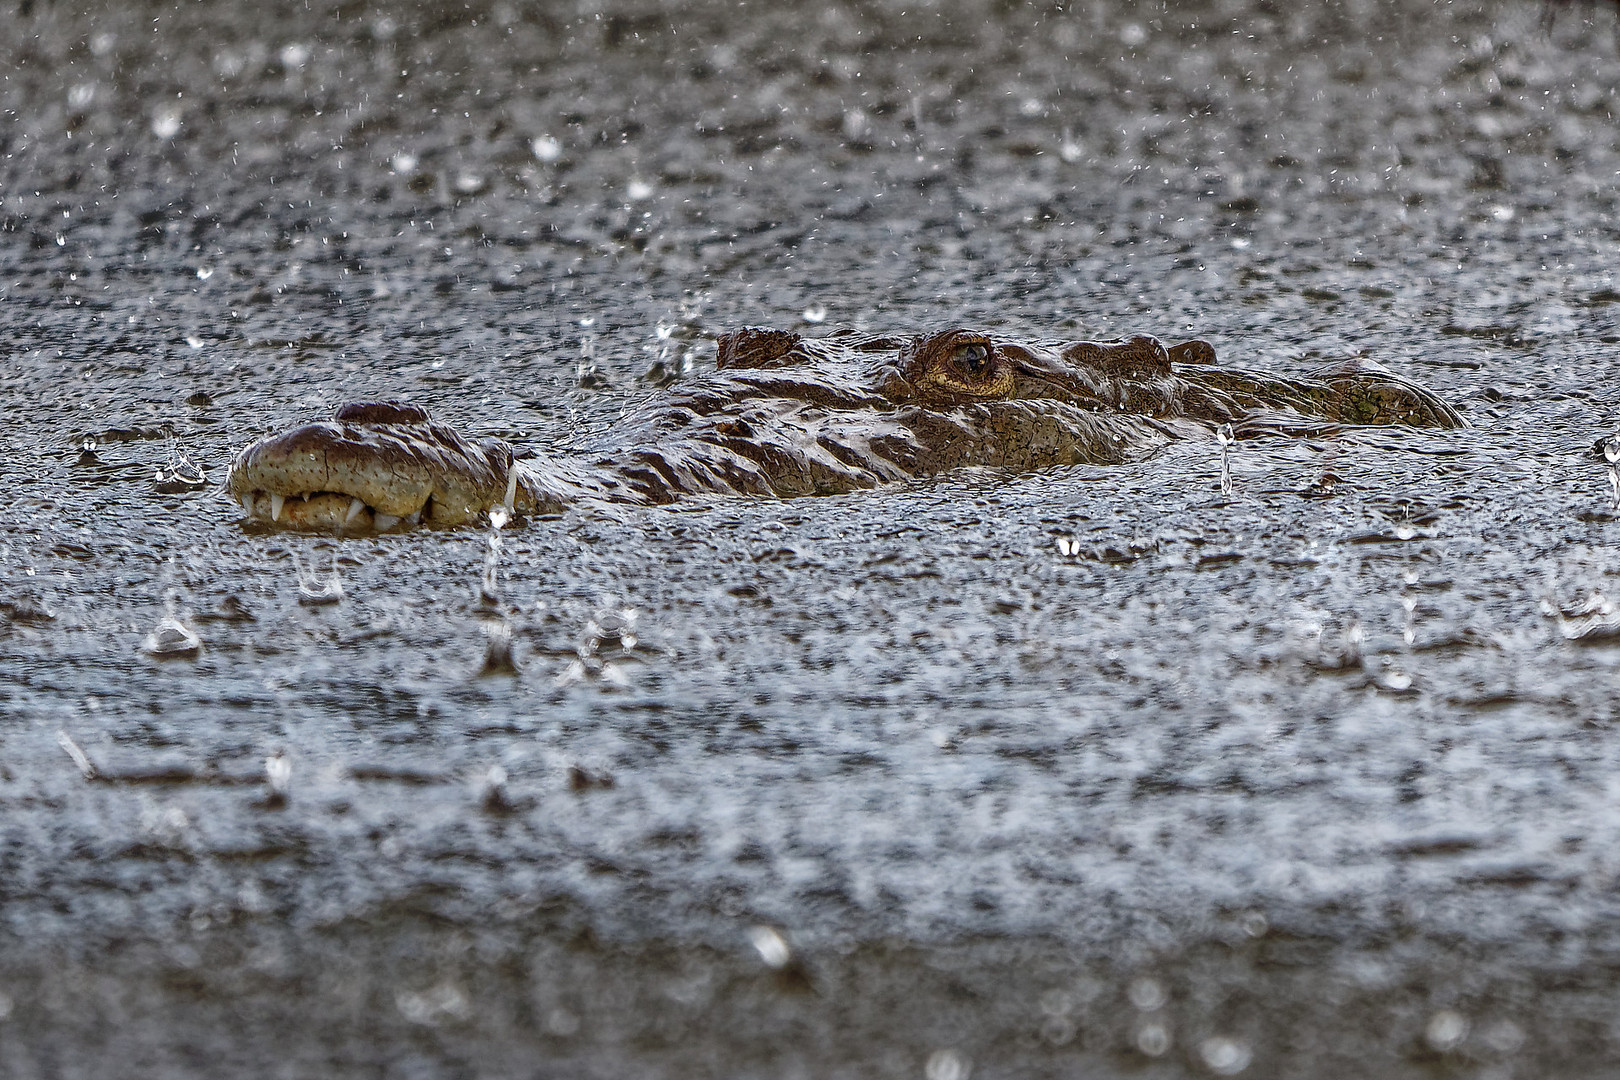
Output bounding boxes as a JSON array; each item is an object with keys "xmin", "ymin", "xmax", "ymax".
[{"xmin": 5, "ymin": 0, "xmax": 1620, "ymax": 1076}]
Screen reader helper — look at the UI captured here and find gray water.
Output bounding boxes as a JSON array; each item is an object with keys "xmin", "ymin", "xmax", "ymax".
[{"xmin": 5, "ymin": 1, "xmax": 1620, "ymax": 1076}]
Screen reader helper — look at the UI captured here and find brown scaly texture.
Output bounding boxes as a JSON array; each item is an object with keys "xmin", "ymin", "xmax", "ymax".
[{"xmin": 226, "ymin": 327, "xmax": 1464, "ymax": 531}]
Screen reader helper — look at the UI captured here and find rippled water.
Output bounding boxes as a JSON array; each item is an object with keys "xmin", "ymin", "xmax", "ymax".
[{"xmin": 6, "ymin": 1, "xmax": 1620, "ymax": 1076}]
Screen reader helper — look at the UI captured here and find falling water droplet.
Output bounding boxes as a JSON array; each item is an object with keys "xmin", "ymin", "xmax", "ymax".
[
  {"xmin": 1200, "ymin": 1036, "xmax": 1253, "ymax": 1075},
  {"xmin": 1425, "ymin": 1010, "xmax": 1469, "ymax": 1052},
  {"xmin": 390, "ymin": 152, "xmax": 418, "ymax": 174},
  {"xmin": 196, "ymin": 266, "xmax": 214, "ymax": 280},
  {"xmin": 748, "ymin": 926, "xmax": 792, "ymax": 969},
  {"xmin": 531, "ymin": 135, "xmax": 562, "ymax": 162},
  {"xmin": 626, "ymin": 178, "xmax": 655, "ymax": 201},
  {"xmin": 802, "ymin": 302, "xmax": 827, "ymax": 324},
  {"xmin": 151, "ymin": 109, "xmax": 182, "ymax": 139}
]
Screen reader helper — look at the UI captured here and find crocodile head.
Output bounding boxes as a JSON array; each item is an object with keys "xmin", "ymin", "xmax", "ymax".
[{"xmin": 226, "ymin": 401, "xmax": 524, "ymax": 530}]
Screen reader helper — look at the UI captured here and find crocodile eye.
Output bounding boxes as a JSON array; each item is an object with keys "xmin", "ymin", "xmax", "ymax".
[{"xmin": 952, "ymin": 342, "xmax": 992, "ymax": 378}]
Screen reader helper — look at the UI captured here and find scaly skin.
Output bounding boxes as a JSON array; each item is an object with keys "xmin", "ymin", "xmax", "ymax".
[{"xmin": 226, "ymin": 327, "xmax": 1464, "ymax": 531}]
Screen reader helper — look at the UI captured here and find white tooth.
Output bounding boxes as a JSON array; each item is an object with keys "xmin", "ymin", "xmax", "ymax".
[
  {"xmin": 374, "ymin": 513, "xmax": 400, "ymax": 531},
  {"xmin": 503, "ymin": 467, "xmax": 518, "ymax": 513},
  {"xmin": 345, "ymin": 498, "xmax": 367, "ymax": 525},
  {"xmin": 270, "ymin": 493, "xmax": 285, "ymax": 521},
  {"xmin": 403, "ymin": 510, "xmax": 421, "ymax": 526}
]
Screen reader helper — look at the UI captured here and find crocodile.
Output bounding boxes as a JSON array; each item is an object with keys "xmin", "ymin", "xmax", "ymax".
[{"xmin": 226, "ymin": 326, "xmax": 1464, "ymax": 531}]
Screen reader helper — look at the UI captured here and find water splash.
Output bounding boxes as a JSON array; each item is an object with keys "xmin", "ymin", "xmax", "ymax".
[
  {"xmin": 294, "ymin": 553, "xmax": 344, "ymax": 605},
  {"xmin": 802, "ymin": 302, "xmax": 828, "ymax": 324},
  {"xmin": 154, "ymin": 434, "xmax": 208, "ymax": 493},
  {"xmin": 143, "ymin": 608, "xmax": 202, "ymax": 657},
  {"xmin": 1216, "ymin": 422, "xmax": 1235, "ymax": 494},
  {"xmin": 264, "ymin": 751, "xmax": 291, "ymax": 807},
  {"xmin": 1602, "ymin": 434, "xmax": 1620, "ymax": 510},
  {"xmin": 1540, "ymin": 590, "xmax": 1620, "ymax": 641}
]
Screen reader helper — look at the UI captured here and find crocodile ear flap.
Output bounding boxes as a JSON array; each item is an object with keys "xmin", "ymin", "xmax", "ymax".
[
  {"xmin": 1061, "ymin": 334, "xmax": 1173, "ymax": 379},
  {"xmin": 716, "ymin": 327, "xmax": 804, "ymax": 370}
]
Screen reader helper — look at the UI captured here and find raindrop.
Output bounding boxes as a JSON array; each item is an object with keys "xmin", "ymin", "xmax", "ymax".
[
  {"xmin": 196, "ymin": 266, "xmax": 214, "ymax": 281},
  {"xmin": 531, "ymin": 135, "xmax": 562, "ymax": 162},
  {"xmin": 802, "ymin": 302, "xmax": 827, "ymax": 324},
  {"xmin": 1200, "ymin": 1036, "xmax": 1253, "ymax": 1075},
  {"xmin": 279, "ymin": 43, "xmax": 310, "ymax": 70},
  {"xmin": 748, "ymin": 926, "xmax": 792, "ymax": 969},
  {"xmin": 1057, "ymin": 130, "xmax": 1084, "ymax": 163},
  {"xmin": 185, "ymin": 336, "xmax": 204, "ymax": 349},
  {"xmin": 89, "ymin": 32, "xmax": 117, "ymax": 57},
  {"xmin": 57, "ymin": 731, "xmax": 97, "ymax": 779},
  {"xmin": 1425, "ymin": 1010, "xmax": 1469, "ymax": 1052},
  {"xmin": 151, "ymin": 108, "xmax": 182, "ymax": 139},
  {"xmin": 54, "ymin": 234, "xmax": 65, "ymax": 247},
  {"xmin": 1135, "ymin": 1022, "xmax": 1171, "ymax": 1057},
  {"xmin": 390, "ymin": 152, "xmax": 419, "ymax": 175},
  {"xmin": 68, "ymin": 83, "xmax": 95, "ymax": 109},
  {"xmin": 841, "ymin": 107, "xmax": 871, "ymax": 143},
  {"xmin": 453, "ymin": 172, "xmax": 487, "ymax": 195},
  {"xmin": 1128, "ymin": 977, "xmax": 1167, "ymax": 1011},
  {"xmin": 925, "ymin": 1049, "xmax": 971, "ymax": 1080},
  {"xmin": 626, "ymin": 178, "xmax": 655, "ymax": 201},
  {"xmin": 1490, "ymin": 205, "xmax": 1515, "ymax": 222}
]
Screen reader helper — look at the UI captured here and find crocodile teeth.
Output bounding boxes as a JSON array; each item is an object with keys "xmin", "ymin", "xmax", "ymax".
[
  {"xmin": 269, "ymin": 493, "xmax": 285, "ymax": 521},
  {"xmin": 345, "ymin": 498, "xmax": 367, "ymax": 525},
  {"xmin": 374, "ymin": 513, "xmax": 400, "ymax": 531},
  {"xmin": 403, "ymin": 510, "xmax": 421, "ymax": 526}
]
